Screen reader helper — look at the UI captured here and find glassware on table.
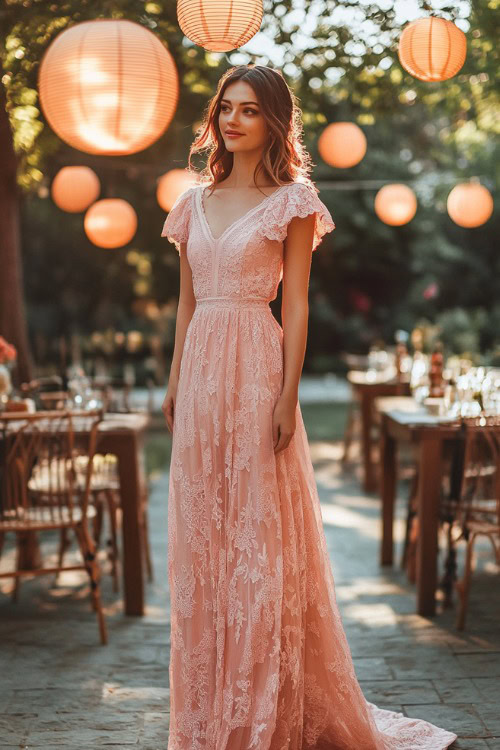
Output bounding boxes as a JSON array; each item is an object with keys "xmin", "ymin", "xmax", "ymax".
[{"xmin": 410, "ymin": 351, "xmax": 430, "ymax": 403}]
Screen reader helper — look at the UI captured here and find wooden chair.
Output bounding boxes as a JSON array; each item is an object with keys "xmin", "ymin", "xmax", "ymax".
[
  {"xmin": 0, "ymin": 410, "xmax": 108, "ymax": 644},
  {"xmin": 453, "ymin": 417, "xmax": 500, "ymax": 630},
  {"xmin": 51, "ymin": 380, "xmax": 154, "ymax": 586}
]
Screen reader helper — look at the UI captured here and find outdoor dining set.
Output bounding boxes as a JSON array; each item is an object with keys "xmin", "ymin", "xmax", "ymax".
[
  {"xmin": 344, "ymin": 349, "xmax": 500, "ymax": 631},
  {"xmin": 0, "ymin": 374, "xmax": 153, "ymax": 645}
]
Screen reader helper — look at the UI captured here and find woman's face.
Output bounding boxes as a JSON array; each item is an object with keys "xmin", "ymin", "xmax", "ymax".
[{"xmin": 218, "ymin": 80, "xmax": 268, "ymax": 153}]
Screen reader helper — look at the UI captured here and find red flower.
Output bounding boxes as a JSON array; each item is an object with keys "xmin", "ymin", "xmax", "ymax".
[
  {"xmin": 350, "ymin": 289, "xmax": 372, "ymax": 313},
  {"xmin": 423, "ymin": 282, "xmax": 439, "ymax": 300},
  {"xmin": 0, "ymin": 336, "xmax": 17, "ymax": 364}
]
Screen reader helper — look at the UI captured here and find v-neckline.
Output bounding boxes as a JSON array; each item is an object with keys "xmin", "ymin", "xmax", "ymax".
[{"xmin": 197, "ymin": 183, "xmax": 291, "ymax": 244}]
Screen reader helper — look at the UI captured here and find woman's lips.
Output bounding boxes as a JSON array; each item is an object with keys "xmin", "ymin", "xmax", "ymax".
[{"xmin": 226, "ymin": 132, "xmax": 244, "ymax": 138}]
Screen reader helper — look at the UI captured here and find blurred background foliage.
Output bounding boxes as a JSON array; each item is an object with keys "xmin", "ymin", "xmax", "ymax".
[{"xmin": 1, "ymin": 0, "xmax": 499, "ymax": 378}]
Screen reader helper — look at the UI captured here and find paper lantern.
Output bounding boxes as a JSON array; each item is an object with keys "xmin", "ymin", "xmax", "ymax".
[
  {"xmin": 375, "ymin": 184, "xmax": 417, "ymax": 226},
  {"xmin": 51, "ymin": 166, "xmax": 101, "ymax": 213},
  {"xmin": 84, "ymin": 199, "xmax": 137, "ymax": 248},
  {"xmin": 398, "ymin": 17, "xmax": 466, "ymax": 82},
  {"xmin": 157, "ymin": 169, "xmax": 199, "ymax": 212},
  {"xmin": 318, "ymin": 122, "xmax": 367, "ymax": 168},
  {"xmin": 38, "ymin": 19, "xmax": 179, "ymax": 155},
  {"xmin": 447, "ymin": 183, "xmax": 494, "ymax": 228},
  {"xmin": 177, "ymin": 0, "xmax": 263, "ymax": 52}
]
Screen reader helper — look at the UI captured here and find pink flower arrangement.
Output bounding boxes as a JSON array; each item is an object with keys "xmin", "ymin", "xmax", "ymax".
[{"xmin": 0, "ymin": 336, "xmax": 17, "ymax": 365}]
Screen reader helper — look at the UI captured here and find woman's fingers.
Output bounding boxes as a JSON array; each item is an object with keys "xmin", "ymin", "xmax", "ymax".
[
  {"xmin": 273, "ymin": 426, "xmax": 293, "ymax": 454},
  {"xmin": 272, "ymin": 419, "xmax": 279, "ymax": 449},
  {"xmin": 162, "ymin": 396, "xmax": 174, "ymax": 433}
]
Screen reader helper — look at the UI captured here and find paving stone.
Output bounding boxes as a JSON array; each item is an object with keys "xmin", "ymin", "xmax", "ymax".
[
  {"xmin": 352, "ymin": 657, "xmax": 393, "ymax": 680},
  {"xmin": 25, "ymin": 712, "xmax": 142, "ymax": 745},
  {"xmin": 473, "ymin": 678, "xmax": 500, "ymax": 703},
  {"xmin": 6, "ymin": 688, "xmax": 100, "ymax": 714},
  {"xmin": 98, "ymin": 684, "xmax": 170, "ymax": 712},
  {"xmin": 386, "ymin": 651, "xmax": 469, "ymax": 680},
  {"xmin": 141, "ymin": 711, "xmax": 170, "ymax": 745},
  {"xmin": 456, "ymin": 653, "xmax": 500, "ymax": 678},
  {"xmin": 359, "ymin": 679, "xmax": 439, "ymax": 704},
  {"xmin": 0, "ymin": 713, "xmax": 37, "ymax": 743},
  {"xmin": 404, "ymin": 704, "xmax": 488, "ymax": 738},
  {"xmin": 474, "ymin": 705, "xmax": 500, "ymax": 735},
  {"xmin": 433, "ymin": 678, "xmax": 484, "ymax": 704},
  {"xmin": 1, "ymin": 443, "xmax": 499, "ymax": 748}
]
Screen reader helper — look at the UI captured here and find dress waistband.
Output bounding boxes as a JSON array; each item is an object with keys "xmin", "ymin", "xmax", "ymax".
[{"xmin": 196, "ymin": 296, "xmax": 270, "ymax": 309}]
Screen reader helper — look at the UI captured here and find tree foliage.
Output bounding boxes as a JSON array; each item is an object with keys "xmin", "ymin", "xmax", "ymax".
[{"xmin": 1, "ymin": 0, "xmax": 498, "ymax": 371}]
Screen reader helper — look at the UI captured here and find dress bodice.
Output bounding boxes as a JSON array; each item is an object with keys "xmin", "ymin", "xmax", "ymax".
[{"xmin": 161, "ymin": 181, "xmax": 335, "ymax": 303}]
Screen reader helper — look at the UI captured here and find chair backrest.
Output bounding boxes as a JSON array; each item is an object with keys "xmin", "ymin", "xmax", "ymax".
[
  {"xmin": 20, "ymin": 375, "xmax": 64, "ymax": 397},
  {"xmin": 90, "ymin": 377, "xmax": 154, "ymax": 414},
  {"xmin": 0, "ymin": 410, "xmax": 102, "ymax": 529},
  {"xmin": 458, "ymin": 417, "xmax": 500, "ymax": 527},
  {"xmin": 38, "ymin": 391, "xmax": 70, "ymax": 410}
]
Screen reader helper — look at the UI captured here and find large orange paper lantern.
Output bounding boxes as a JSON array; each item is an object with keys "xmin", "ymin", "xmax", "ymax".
[
  {"xmin": 375, "ymin": 184, "xmax": 417, "ymax": 226},
  {"xmin": 398, "ymin": 17, "xmax": 466, "ymax": 82},
  {"xmin": 84, "ymin": 199, "xmax": 137, "ymax": 248},
  {"xmin": 318, "ymin": 123, "xmax": 367, "ymax": 168},
  {"xmin": 38, "ymin": 19, "xmax": 179, "ymax": 155},
  {"xmin": 447, "ymin": 183, "xmax": 494, "ymax": 228},
  {"xmin": 157, "ymin": 169, "xmax": 199, "ymax": 212},
  {"xmin": 177, "ymin": 0, "xmax": 263, "ymax": 52},
  {"xmin": 51, "ymin": 166, "xmax": 101, "ymax": 213}
]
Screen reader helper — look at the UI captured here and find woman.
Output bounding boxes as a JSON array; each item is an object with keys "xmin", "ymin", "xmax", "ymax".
[{"xmin": 161, "ymin": 64, "xmax": 457, "ymax": 750}]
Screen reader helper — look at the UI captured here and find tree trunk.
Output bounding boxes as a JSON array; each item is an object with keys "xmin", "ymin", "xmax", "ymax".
[{"xmin": 0, "ymin": 77, "xmax": 34, "ymax": 385}]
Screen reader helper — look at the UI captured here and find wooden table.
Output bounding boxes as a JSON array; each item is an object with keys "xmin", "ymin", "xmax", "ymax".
[
  {"xmin": 95, "ymin": 413, "xmax": 151, "ymax": 616},
  {"xmin": 1, "ymin": 411, "xmax": 151, "ymax": 616},
  {"xmin": 347, "ymin": 371, "xmax": 411, "ymax": 493},
  {"xmin": 376, "ymin": 397, "xmax": 461, "ymax": 616}
]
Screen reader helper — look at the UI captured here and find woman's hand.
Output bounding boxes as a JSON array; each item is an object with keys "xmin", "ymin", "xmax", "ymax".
[
  {"xmin": 162, "ymin": 379, "xmax": 178, "ymax": 434},
  {"xmin": 272, "ymin": 394, "xmax": 297, "ymax": 454}
]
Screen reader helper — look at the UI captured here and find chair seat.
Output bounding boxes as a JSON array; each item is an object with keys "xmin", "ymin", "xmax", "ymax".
[
  {"xmin": 0, "ymin": 504, "xmax": 97, "ymax": 531},
  {"xmin": 28, "ymin": 453, "xmax": 120, "ymax": 495}
]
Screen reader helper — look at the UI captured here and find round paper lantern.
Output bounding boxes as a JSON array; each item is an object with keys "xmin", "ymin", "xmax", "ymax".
[
  {"xmin": 177, "ymin": 0, "xmax": 263, "ymax": 52},
  {"xmin": 38, "ymin": 19, "xmax": 179, "ymax": 155},
  {"xmin": 157, "ymin": 169, "xmax": 199, "ymax": 212},
  {"xmin": 84, "ymin": 199, "xmax": 137, "ymax": 248},
  {"xmin": 318, "ymin": 123, "xmax": 367, "ymax": 168},
  {"xmin": 375, "ymin": 184, "xmax": 417, "ymax": 226},
  {"xmin": 398, "ymin": 17, "xmax": 467, "ymax": 82},
  {"xmin": 447, "ymin": 183, "xmax": 494, "ymax": 228},
  {"xmin": 51, "ymin": 166, "xmax": 101, "ymax": 212}
]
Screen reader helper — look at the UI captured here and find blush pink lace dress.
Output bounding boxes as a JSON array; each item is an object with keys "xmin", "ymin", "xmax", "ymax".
[{"xmin": 161, "ymin": 181, "xmax": 457, "ymax": 750}]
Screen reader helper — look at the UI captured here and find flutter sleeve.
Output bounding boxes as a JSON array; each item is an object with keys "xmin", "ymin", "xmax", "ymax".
[
  {"xmin": 262, "ymin": 182, "xmax": 335, "ymax": 252},
  {"xmin": 160, "ymin": 186, "xmax": 195, "ymax": 252}
]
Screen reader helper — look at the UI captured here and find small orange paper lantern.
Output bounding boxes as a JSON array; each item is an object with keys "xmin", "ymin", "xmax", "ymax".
[
  {"xmin": 398, "ymin": 17, "xmax": 466, "ymax": 82},
  {"xmin": 318, "ymin": 123, "xmax": 367, "ymax": 169},
  {"xmin": 447, "ymin": 182, "xmax": 494, "ymax": 228},
  {"xmin": 157, "ymin": 169, "xmax": 199, "ymax": 212},
  {"xmin": 375, "ymin": 184, "xmax": 417, "ymax": 226},
  {"xmin": 177, "ymin": 0, "xmax": 263, "ymax": 52},
  {"xmin": 51, "ymin": 166, "xmax": 101, "ymax": 213},
  {"xmin": 39, "ymin": 19, "xmax": 179, "ymax": 155},
  {"xmin": 84, "ymin": 199, "xmax": 137, "ymax": 248}
]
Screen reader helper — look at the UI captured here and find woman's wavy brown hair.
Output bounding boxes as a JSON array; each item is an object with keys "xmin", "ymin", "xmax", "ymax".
[{"xmin": 187, "ymin": 64, "xmax": 316, "ymax": 197}]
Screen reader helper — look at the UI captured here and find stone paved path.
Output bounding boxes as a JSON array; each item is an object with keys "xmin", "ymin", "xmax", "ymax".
[{"xmin": 0, "ymin": 437, "xmax": 499, "ymax": 749}]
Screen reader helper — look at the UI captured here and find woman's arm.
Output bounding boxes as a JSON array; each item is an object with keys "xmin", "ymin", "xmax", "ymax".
[
  {"xmin": 272, "ymin": 212, "xmax": 316, "ymax": 454},
  {"xmin": 162, "ymin": 242, "xmax": 196, "ymax": 432}
]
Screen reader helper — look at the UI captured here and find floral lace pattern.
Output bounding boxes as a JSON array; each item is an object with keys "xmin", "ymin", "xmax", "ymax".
[{"xmin": 161, "ymin": 184, "xmax": 457, "ymax": 750}]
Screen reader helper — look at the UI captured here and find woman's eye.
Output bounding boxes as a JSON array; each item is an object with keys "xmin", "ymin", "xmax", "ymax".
[{"xmin": 221, "ymin": 106, "xmax": 257, "ymax": 115}]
